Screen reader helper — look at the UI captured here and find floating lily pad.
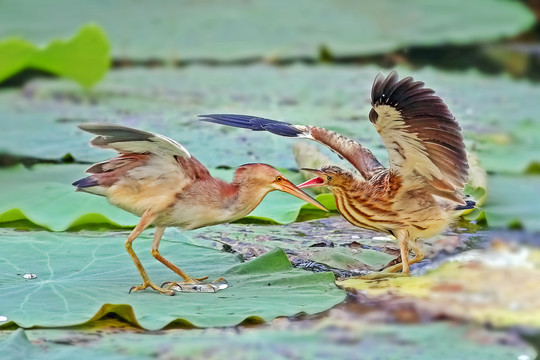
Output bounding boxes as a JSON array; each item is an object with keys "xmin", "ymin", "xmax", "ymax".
[
  {"xmin": 0, "ymin": 229, "xmax": 345, "ymax": 330},
  {"xmin": 0, "ymin": 0, "xmax": 533, "ymax": 61}
]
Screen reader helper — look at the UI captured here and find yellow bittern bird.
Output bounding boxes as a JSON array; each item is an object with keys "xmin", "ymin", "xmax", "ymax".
[
  {"xmin": 73, "ymin": 124, "xmax": 327, "ymax": 295},
  {"xmin": 200, "ymin": 71, "xmax": 474, "ymax": 276}
]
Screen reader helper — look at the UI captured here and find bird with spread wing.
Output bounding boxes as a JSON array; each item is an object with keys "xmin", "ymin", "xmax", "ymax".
[
  {"xmin": 73, "ymin": 124, "xmax": 327, "ymax": 295},
  {"xmin": 200, "ymin": 71, "xmax": 474, "ymax": 277}
]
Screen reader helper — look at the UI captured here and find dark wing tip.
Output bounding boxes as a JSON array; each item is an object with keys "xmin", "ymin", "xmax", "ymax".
[
  {"xmin": 72, "ymin": 176, "xmax": 98, "ymax": 188},
  {"xmin": 77, "ymin": 123, "xmax": 154, "ymax": 143},
  {"xmin": 199, "ymin": 114, "xmax": 303, "ymax": 137},
  {"xmin": 371, "ymin": 71, "xmax": 469, "ymax": 189},
  {"xmin": 371, "ymin": 71, "xmax": 424, "ymax": 109},
  {"xmin": 455, "ymin": 199, "xmax": 476, "ymax": 211}
]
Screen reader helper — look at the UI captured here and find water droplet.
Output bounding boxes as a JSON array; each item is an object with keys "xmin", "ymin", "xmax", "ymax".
[
  {"xmin": 0, "ymin": 316, "xmax": 7, "ymax": 322},
  {"xmin": 23, "ymin": 273, "xmax": 37, "ymax": 280}
]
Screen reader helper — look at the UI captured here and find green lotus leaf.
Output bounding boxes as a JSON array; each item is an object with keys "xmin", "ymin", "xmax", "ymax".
[
  {"xmin": 28, "ymin": 24, "xmax": 110, "ymax": 88},
  {"xmin": 0, "ymin": 229, "xmax": 345, "ymax": 330},
  {"xmin": 0, "ymin": 38, "xmax": 37, "ymax": 82},
  {"xmin": 0, "ymin": 24, "xmax": 110, "ymax": 88},
  {"xmin": 0, "ymin": 0, "xmax": 533, "ymax": 61}
]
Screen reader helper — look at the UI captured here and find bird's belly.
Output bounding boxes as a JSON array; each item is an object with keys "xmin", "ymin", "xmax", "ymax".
[
  {"xmin": 156, "ymin": 203, "xmax": 241, "ymax": 230},
  {"xmin": 106, "ymin": 182, "xmax": 178, "ymax": 218},
  {"xmin": 401, "ymin": 211, "xmax": 453, "ymax": 239}
]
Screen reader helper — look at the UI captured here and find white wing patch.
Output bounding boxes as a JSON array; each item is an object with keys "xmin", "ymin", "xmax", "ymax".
[{"xmin": 374, "ymin": 104, "xmax": 443, "ymax": 181}]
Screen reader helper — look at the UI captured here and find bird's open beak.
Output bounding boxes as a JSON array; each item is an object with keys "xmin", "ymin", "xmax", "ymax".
[
  {"xmin": 297, "ymin": 168, "xmax": 326, "ymax": 189},
  {"xmin": 278, "ymin": 179, "xmax": 328, "ymax": 212}
]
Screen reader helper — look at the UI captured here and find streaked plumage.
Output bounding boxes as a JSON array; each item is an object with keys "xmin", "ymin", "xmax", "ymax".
[
  {"xmin": 200, "ymin": 71, "xmax": 474, "ymax": 275},
  {"xmin": 74, "ymin": 124, "xmax": 327, "ymax": 294}
]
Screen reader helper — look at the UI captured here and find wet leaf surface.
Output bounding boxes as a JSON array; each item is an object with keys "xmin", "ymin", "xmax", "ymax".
[{"xmin": 0, "ymin": 229, "xmax": 345, "ymax": 330}]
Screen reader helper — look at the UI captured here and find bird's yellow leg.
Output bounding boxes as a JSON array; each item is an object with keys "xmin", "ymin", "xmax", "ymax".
[
  {"xmin": 381, "ymin": 238, "xmax": 425, "ymax": 274},
  {"xmin": 126, "ymin": 210, "xmax": 174, "ymax": 295},
  {"xmin": 359, "ymin": 230, "xmax": 412, "ymax": 280},
  {"xmin": 151, "ymin": 226, "xmax": 208, "ymax": 283}
]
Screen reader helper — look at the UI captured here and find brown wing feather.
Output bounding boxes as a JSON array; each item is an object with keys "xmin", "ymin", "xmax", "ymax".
[
  {"xmin": 370, "ymin": 71, "xmax": 468, "ymax": 199},
  {"xmin": 78, "ymin": 123, "xmax": 211, "ymax": 187},
  {"xmin": 307, "ymin": 127, "xmax": 385, "ymax": 180}
]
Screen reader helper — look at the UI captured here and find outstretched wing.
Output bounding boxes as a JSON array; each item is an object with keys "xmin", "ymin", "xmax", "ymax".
[
  {"xmin": 199, "ymin": 114, "xmax": 384, "ymax": 180},
  {"xmin": 75, "ymin": 123, "xmax": 210, "ymax": 193},
  {"xmin": 79, "ymin": 123, "xmax": 192, "ymax": 158},
  {"xmin": 370, "ymin": 71, "xmax": 468, "ymax": 197}
]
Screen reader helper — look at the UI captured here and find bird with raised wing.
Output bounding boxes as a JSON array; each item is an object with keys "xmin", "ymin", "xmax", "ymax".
[
  {"xmin": 200, "ymin": 71, "xmax": 474, "ymax": 277},
  {"xmin": 73, "ymin": 124, "xmax": 327, "ymax": 295}
]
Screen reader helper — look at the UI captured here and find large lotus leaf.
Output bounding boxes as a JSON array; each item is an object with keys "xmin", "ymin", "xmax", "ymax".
[
  {"xmin": 1, "ymin": 66, "xmax": 539, "ymax": 175},
  {"xmin": 0, "ymin": 164, "xmax": 329, "ymax": 230},
  {"xmin": 0, "ymin": 38, "xmax": 36, "ymax": 81},
  {"xmin": 338, "ymin": 246, "xmax": 540, "ymax": 328},
  {"xmin": 0, "ymin": 0, "xmax": 533, "ymax": 61},
  {"xmin": 0, "ymin": 322, "xmax": 535, "ymax": 360},
  {"xmin": 0, "ymin": 24, "xmax": 110, "ymax": 88},
  {"xmin": 0, "ymin": 229, "xmax": 345, "ymax": 330}
]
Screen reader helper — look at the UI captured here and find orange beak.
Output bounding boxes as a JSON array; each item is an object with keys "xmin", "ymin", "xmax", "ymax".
[
  {"xmin": 298, "ymin": 168, "xmax": 326, "ymax": 189},
  {"xmin": 277, "ymin": 178, "xmax": 328, "ymax": 212}
]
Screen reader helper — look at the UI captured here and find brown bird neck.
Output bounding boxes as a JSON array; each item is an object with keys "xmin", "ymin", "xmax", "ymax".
[{"xmin": 226, "ymin": 178, "xmax": 272, "ymax": 218}]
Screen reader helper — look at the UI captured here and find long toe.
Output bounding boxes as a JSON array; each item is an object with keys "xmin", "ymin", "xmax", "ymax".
[{"xmin": 129, "ymin": 282, "xmax": 175, "ymax": 296}]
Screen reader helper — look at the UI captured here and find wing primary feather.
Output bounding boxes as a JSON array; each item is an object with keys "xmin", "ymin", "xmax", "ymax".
[
  {"xmin": 78, "ymin": 123, "xmax": 191, "ymax": 158},
  {"xmin": 370, "ymin": 71, "xmax": 469, "ymax": 196},
  {"xmin": 199, "ymin": 114, "xmax": 304, "ymax": 137}
]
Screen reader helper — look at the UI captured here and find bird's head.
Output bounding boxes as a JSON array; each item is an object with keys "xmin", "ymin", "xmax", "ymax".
[
  {"xmin": 298, "ymin": 165, "xmax": 354, "ymax": 189},
  {"xmin": 233, "ymin": 164, "xmax": 327, "ymax": 211}
]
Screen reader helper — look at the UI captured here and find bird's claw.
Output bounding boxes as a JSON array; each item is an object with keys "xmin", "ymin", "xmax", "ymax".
[
  {"xmin": 129, "ymin": 282, "xmax": 175, "ymax": 296},
  {"xmin": 161, "ymin": 277, "xmax": 228, "ymax": 293}
]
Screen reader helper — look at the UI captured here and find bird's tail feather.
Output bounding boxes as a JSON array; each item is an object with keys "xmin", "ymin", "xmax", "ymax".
[
  {"xmin": 73, "ymin": 176, "xmax": 98, "ymax": 189},
  {"xmin": 200, "ymin": 114, "xmax": 303, "ymax": 137},
  {"xmin": 455, "ymin": 199, "xmax": 476, "ymax": 210}
]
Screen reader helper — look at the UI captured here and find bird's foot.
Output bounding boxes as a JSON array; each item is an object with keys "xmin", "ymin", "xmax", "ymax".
[
  {"xmin": 161, "ymin": 277, "xmax": 228, "ymax": 293},
  {"xmin": 129, "ymin": 281, "xmax": 175, "ymax": 296}
]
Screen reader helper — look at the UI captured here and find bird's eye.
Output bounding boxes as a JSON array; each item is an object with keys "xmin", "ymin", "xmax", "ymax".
[
  {"xmin": 327, "ymin": 175, "xmax": 333, "ymax": 181},
  {"xmin": 275, "ymin": 176, "xmax": 283, "ymax": 182}
]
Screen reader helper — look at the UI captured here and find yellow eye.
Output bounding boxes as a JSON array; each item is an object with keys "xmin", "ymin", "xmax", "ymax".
[
  {"xmin": 276, "ymin": 176, "xmax": 283, "ymax": 182},
  {"xmin": 327, "ymin": 175, "xmax": 333, "ymax": 181}
]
